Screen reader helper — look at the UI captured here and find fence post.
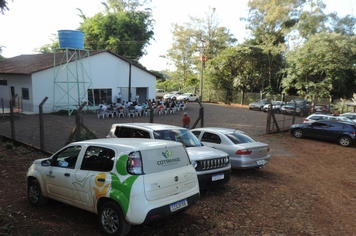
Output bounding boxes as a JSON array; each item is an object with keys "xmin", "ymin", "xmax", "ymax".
[
  {"xmin": 39, "ymin": 97, "xmax": 48, "ymax": 151},
  {"xmin": 10, "ymin": 94, "xmax": 18, "ymax": 140}
]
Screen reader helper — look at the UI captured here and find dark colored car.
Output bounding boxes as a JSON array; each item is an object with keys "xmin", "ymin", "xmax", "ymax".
[
  {"xmin": 311, "ymin": 104, "xmax": 330, "ymax": 114},
  {"xmin": 281, "ymin": 99, "xmax": 311, "ymax": 116},
  {"xmin": 249, "ymin": 99, "xmax": 269, "ymax": 111},
  {"xmin": 290, "ymin": 120, "xmax": 356, "ymax": 147}
]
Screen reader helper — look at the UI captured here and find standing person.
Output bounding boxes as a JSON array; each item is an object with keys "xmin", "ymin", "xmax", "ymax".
[
  {"xmin": 182, "ymin": 112, "xmax": 190, "ymax": 129},
  {"xmin": 116, "ymin": 92, "xmax": 122, "ymax": 103},
  {"xmin": 135, "ymin": 94, "xmax": 139, "ymax": 104}
]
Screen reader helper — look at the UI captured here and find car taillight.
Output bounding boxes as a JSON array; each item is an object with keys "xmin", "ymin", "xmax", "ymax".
[
  {"xmin": 267, "ymin": 147, "xmax": 270, "ymax": 152},
  {"xmin": 236, "ymin": 149, "xmax": 252, "ymax": 155},
  {"xmin": 304, "ymin": 119, "xmax": 309, "ymax": 122},
  {"xmin": 127, "ymin": 151, "xmax": 143, "ymax": 175},
  {"xmin": 353, "ymin": 131, "xmax": 356, "ymax": 136}
]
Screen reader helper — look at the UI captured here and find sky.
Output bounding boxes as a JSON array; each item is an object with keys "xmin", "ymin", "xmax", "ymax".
[{"xmin": 1, "ymin": 0, "xmax": 355, "ymax": 71}]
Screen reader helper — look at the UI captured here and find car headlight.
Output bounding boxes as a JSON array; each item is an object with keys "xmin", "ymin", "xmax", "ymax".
[
  {"xmin": 225, "ymin": 156, "xmax": 229, "ymax": 164},
  {"xmin": 191, "ymin": 160, "xmax": 197, "ymax": 168},
  {"xmin": 296, "ymin": 108, "xmax": 301, "ymax": 112}
]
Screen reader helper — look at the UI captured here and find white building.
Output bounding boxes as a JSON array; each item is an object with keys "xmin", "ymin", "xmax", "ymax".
[{"xmin": 0, "ymin": 49, "xmax": 157, "ymax": 113}]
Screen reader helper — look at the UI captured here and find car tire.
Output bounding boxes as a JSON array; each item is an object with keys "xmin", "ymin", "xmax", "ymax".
[
  {"xmin": 99, "ymin": 201, "xmax": 131, "ymax": 236},
  {"xmin": 195, "ymin": 99, "xmax": 199, "ymax": 102},
  {"xmin": 28, "ymin": 179, "xmax": 48, "ymax": 206},
  {"xmin": 339, "ymin": 136, "xmax": 352, "ymax": 147},
  {"xmin": 293, "ymin": 129, "xmax": 303, "ymax": 138}
]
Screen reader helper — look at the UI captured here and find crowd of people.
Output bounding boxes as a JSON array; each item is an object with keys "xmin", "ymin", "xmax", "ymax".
[{"xmin": 97, "ymin": 97, "xmax": 188, "ymax": 118}]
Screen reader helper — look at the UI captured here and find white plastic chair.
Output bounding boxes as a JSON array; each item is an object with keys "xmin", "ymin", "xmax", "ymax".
[
  {"xmin": 97, "ymin": 110, "xmax": 105, "ymax": 119},
  {"xmin": 106, "ymin": 110, "xmax": 115, "ymax": 118},
  {"xmin": 117, "ymin": 110, "xmax": 125, "ymax": 118},
  {"xmin": 128, "ymin": 109, "xmax": 137, "ymax": 117}
]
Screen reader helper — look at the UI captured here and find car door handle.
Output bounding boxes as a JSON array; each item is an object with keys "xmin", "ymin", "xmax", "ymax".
[
  {"xmin": 97, "ymin": 178, "xmax": 105, "ymax": 183},
  {"xmin": 64, "ymin": 173, "xmax": 70, "ymax": 177}
]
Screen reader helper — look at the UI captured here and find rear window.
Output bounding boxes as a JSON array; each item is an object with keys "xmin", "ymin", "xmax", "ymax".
[
  {"xmin": 153, "ymin": 129, "xmax": 202, "ymax": 147},
  {"xmin": 141, "ymin": 145, "xmax": 190, "ymax": 173},
  {"xmin": 225, "ymin": 132, "xmax": 257, "ymax": 144}
]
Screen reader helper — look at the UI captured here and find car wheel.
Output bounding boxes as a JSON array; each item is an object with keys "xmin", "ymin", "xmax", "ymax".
[
  {"xmin": 293, "ymin": 129, "xmax": 303, "ymax": 138},
  {"xmin": 195, "ymin": 99, "xmax": 199, "ymax": 102},
  {"xmin": 28, "ymin": 179, "xmax": 48, "ymax": 206},
  {"xmin": 99, "ymin": 201, "xmax": 131, "ymax": 236},
  {"xmin": 339, "ymin": 136, "xmax": 352, "ymax": 147},
  {"xmin": 249, "ymin": 107, "xmax": 252, "ymax": 110}
]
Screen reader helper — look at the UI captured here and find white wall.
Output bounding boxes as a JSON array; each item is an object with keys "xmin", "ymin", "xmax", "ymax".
[
  {"xmin": 25, "ymin": 51, "xmax": 157, "ymax": 113},
  {"xmin": 0, "ymin": 74, "xmax": 32, "ymax": 111}
]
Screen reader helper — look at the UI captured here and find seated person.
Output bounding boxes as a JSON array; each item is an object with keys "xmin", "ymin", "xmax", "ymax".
[
  {"xmin": 159, "ymin": 99, "xmax": 164, "ymax": 105},
  {"xmin": 117, "ymin": 105, "xmax": 125, "ymax": 111},
  {"xmin": 97, "ymin": 105, "xmax": 105, "ymax": 113},
  {"xmin": 135, "ymin": 104, "xmax": 143, "ymax": 114}
]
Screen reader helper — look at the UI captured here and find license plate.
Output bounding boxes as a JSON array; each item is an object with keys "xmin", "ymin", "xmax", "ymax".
[
  {"xmin": 257, "ymin": 160, "xmax": 267, "ymax": 165},
  {"xmin": 212, "ymin": 173, "xmax": 224, "ymax": 181},
  {"xmin": 170, "ymin": 199, "xmax": 188, "ymax": 212}
]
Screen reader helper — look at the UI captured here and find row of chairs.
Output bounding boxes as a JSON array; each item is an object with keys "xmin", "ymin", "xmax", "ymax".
[{"xmin": 97, "ymin": 103, "xmax": 187, "ymax": 119}]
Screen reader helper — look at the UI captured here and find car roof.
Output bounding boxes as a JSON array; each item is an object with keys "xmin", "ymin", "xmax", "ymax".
[
  {"xmin": 112, "ymin": 123, "xmax": 184, "ymax": 131},
  {"xmin": 192, "ymin": 127, "xmax": 244, "ymax": 135},
  {"xmin": 73, "ymin": 138, "xmax": 182, "ymax": 150},
  {"xmin": 307, "ymin": 114, "xmax": 331, "ymax": 117}
]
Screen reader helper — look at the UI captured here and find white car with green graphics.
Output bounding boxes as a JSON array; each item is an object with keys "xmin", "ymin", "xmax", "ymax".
[{"xmin": 26, "ymin": 138, "xmax": 200, "ymax": 236}]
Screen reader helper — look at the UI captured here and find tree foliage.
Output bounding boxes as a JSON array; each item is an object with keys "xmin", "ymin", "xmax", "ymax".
[
  {"xmin": 283, "ymin": 32, "xmax": 356, "ymax": 98},
  {"xmin": 0, "ymin": 0, "xmax": 11, "ymax": 15},
  {"xmin": 78, "ymin": 0, "xmax": 154, "ymax": 60}
]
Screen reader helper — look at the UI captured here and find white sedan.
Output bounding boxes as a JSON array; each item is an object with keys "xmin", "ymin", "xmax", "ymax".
[
  {"xmin": 176, "ymin": 93, "xmax": 199, "ymax": 102},
  {"xmin": 191, "ymin": 127, "xmax": 271, "ymax": 169},
  {"xmin": 163, "ymin": 91, "xmax": 184, "ymax": 100}
]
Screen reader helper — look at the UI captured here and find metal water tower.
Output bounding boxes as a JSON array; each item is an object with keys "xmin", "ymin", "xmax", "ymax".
[{"xmin": 53, "ymin": 30, "xmax": 95, "ymax": 116}]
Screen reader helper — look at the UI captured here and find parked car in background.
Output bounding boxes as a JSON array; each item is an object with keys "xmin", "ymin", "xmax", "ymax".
[
  {"xmin": 163, "ymin": 91, "xmax": 184, "ymax": 100},
  {"xmin": 262, "ymin": 101, "xmax": 285, "ymax": 113},
  {"xmin": 290, "ymin": 120, "xmax": 356, "ymax": 147},
  {"xmin": 304, "ymin": 114, "xmax": 355, "ymax": 124},
  {"xmin": 191, "ymin": 127, "xmax": 271, "ymax": 169},
  {"xmin": 281, "ymin": 99, "xmax": 311, "ymax": 116},
  {"xmin": 340, "ymin": 113, "xmax": 356, "ymax": 122},
  {"xmin": 156, "ymin": 89, "xmax": 165, "ymax": 99},
  {"xmin": 311, "ymin": 104, "xmax": 330, "ymax": 114},
  {"xmin": 26, "ymin": 138, "xmax": 200, "ymax": 236},
  {"xmin": 176, "ymin": 93, "xmax": 199, "ymax": 102},
  {"xmin": 303, "ymin": 114, "xmax": 333, "ymax": 124},
  {"xmin": 249, "ymin": 99, "xmax": 269, "ymax": 111},
  {"xmin": 106, "ymin": 123, "xmax": 231, "ymax": 189}
]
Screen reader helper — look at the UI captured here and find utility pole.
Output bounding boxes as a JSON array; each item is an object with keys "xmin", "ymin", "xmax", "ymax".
[{"xmin": 197, "ymin": 40, "xmax": 206, "ymax": 102}]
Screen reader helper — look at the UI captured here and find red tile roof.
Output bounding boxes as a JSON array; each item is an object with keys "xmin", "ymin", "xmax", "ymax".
[
  {"xmin": 0, "ymin": 49, "xmax": 157, "ymax": 77},
  {"xmin": 0, "ymin": 50, "xmax": 105, "ymax": 74}
]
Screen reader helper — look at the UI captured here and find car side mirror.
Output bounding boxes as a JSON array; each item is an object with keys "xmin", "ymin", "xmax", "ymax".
[{"xmin": 41, "ymin": 159, "xmax": 52, "ymax": 167}]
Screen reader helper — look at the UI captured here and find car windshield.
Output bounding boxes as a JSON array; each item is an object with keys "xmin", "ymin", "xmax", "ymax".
[
  {"xmin": 153, "ymin": 129, "xmax": 202, "ymax": 147},
  {"xmin": 272, "ymin": 101, "xmax": 282, "ymax": 105},
  {"xmin": 182, "ymin": 93, "xmax": 190, "ymax": 96},
  {"xmin": 225, "ymin": 132, "xmax": 257, "ymax": 144}
]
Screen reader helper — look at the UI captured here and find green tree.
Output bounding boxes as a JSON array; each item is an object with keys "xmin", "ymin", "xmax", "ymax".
[
  {"xmin": 34, "ymin": 34, "xmax": 59, "ymax": 53},
  {"xmin": 0, "ymin": 0, "xmax": 11, "ymax": 15},
  {"xmin": 206, "ymin": 44, "xmax": 263, "ymax": 104},
  {"xmin": 283, "ymin": 32, "xmax": 356, "ymax": 98},
  {"xmin": 78, "ymin": 0, "xmax": 154, "ymax": 60}
]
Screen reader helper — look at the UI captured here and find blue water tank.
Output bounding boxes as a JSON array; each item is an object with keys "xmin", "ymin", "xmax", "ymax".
[{"xmin": 58, "ymin": 30, "xmax": 85, "ymax": 49}]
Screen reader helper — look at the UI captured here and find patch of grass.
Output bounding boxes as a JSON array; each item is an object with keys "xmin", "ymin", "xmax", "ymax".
[
  {"xmin": 0, "ymin": 207, "xmax": 18, "ymax": 235},
  {"xmin": 4, "ymin": 142, "xmax": 14, "ymax": 149}
]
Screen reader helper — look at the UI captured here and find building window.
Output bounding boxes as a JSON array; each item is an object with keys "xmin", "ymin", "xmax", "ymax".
[
  {"xmin": 0, "ymin": 79, "xmax": 7, "ymax": 86},
  {"xmin": 22, "ymin": 88, "xmax": 29, "ymax": 100},
  {"xmin": 88, "ymin": 88, "xmax": 112, "ymax": 106}
]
